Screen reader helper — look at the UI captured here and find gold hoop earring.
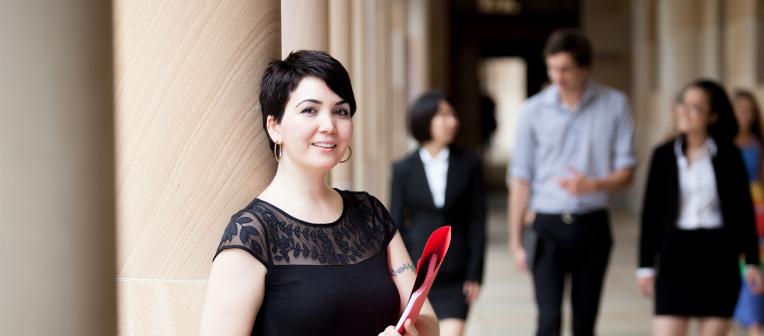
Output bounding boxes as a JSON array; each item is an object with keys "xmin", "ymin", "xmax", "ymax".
[
  {"xmin": 339, "ymin": 145, "xmax": 352, "ymax": 163},
  {"xmin": 274, "ymin": 142, "xmax": 282, "ymax": 162}
]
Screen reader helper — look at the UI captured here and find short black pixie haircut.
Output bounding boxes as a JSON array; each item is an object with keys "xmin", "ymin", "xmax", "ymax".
[
  {"xmin": 543, "ymin": 28, "xmax": 593, "ymax": 68},
  {"xmin": 408, "ymin": 90, "xmax": 447, "ymax": 144},
  {"xmin": 259, "ymin": 50, "xmax": 356, "ymax": 150}
]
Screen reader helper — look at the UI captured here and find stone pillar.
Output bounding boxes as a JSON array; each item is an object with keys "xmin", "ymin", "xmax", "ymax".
[
  {"xmin": 1, "ymin": 1, "xmax": 117, "ymax": 335},
  {"xmin": 112, "ymin": 0, "xmax": 280, "ymax": 334},
  {"xmin": 657, "ymin": 0, "xmax": 699, "ymax": 93},
  {"xmin": 698, "ymin": 0, "xmax": 722, "ymax": 79},
  {"xmin": 724, "ymin": 0, "xmax": 758, "ymax": 88},
  {"xmin": 281, "ymin": 0, "xmax": 329, "ymax": 57},
  {"xmin": 629, "ymin": 0, "xmax": 658, "ymax": 213},
  {"xmin": 757, "ymin": 3, "xmax": 764, "ymax": 89},
  {"xmin": 351, "ymin": 0, "xmax": 369, "ymax": 195},
  {"xmin": 651, "ymin": 0, "xmax": 701, "ymax": 147},
  {"xmin": 375, "ymin": 0, "xmax": 394, "ymax": 204},
  {"xmin": 329, "ymin": 0, "xmax": 354, "ymax": 190},
  {"xmin": 352, "ymin": 0, "xmax": 394, "ymax": 203},
  {"xmin": 406, "ymin": 0, "xmax": 431, "ymax": 100},
  {"xmin": 391, "ymin": 0, "xmax": 410, "ymax": 160},
  {"xmin": 631, "ymin": 0, "xmax": 657, "ymax": 138}
]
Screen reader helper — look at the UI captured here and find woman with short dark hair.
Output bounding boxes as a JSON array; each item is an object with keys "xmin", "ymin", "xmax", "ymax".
[
  {"xmin": 391, "ymin": 91, "xmax": 486, "ymax": 336},
  {"xmin": 638, "ymin": 79, "xmax": 764, "ymax": 335},
  {"xmin": 199, "ymin": 50, "xmax": 438, "ymax": 336}
]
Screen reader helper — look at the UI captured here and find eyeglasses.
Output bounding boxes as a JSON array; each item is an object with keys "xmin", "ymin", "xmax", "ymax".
[{"xmin": 676, "ymin": 103, "xmax": 710, "ymax": 115}]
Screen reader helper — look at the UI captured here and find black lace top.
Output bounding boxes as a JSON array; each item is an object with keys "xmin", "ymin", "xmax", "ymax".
[{"xmin": 215, "ymin": 189, "xmax": 401, "ymax": 335}]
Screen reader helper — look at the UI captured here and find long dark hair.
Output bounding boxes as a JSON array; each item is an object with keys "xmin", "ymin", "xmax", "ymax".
[
  {"xmin": 681, "ymin": 79, "xmax": 738, "ymax": 142},
  {"xmin": 734, "ymin": 89, "xmax": 764, "ymax": 144}
]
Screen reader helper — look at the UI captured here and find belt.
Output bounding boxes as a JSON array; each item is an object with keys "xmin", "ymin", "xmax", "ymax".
[{"xmin": 536, "ymin": 209, "xmax": 608, "ymax": 224}]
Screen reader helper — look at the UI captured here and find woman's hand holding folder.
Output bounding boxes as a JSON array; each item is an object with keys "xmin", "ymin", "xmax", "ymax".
[
  {"xmin": 379, "ymin": 319, "xmax": 419, "ymax": 336},
  {"xmin": 393, "ymin": 226, "xmax": 452, "ymax": 335}
]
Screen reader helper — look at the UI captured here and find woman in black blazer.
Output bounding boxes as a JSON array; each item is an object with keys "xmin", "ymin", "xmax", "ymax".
[
  {"xmin": 639, "ymin": 79, "xmax": 764, "ymax": 335},
  {"xmin": 391, "ymin": 91, "xmax": 486, "ymax": 336}
]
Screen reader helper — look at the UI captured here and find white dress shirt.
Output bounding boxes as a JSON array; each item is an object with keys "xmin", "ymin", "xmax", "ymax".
[
  {"xmin": 637, "ymin": 137, "xmax": 723, "ymax": 278},
  {"xmin": 419, "ymin": 148, "xmax": 449, "ymax": 208},
  {"xmin": 675, "ymin": 137, "xmax": 722, "ymax": 230}
]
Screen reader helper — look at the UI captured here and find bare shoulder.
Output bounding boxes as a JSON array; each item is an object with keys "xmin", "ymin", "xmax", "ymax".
[
  {"xmin": 212, "ymin": 248, "xmax": 267, "ymax": 278},
  {"xmin": 200, "ymin": 249, "xmax": 266, "ymax": 335},
  {"xmin": 207, "ymin": 248, "xmax": 267, "ymax": 306}
]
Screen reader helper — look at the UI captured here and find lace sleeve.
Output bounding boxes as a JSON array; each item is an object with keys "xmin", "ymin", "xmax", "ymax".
[
  {"xmin": 214, "ymin": 209, "xmax": 269, "ymax": 267},
  {"xmin": 367, "ymin": 193, "xmax": 398, "ymax": 245}
]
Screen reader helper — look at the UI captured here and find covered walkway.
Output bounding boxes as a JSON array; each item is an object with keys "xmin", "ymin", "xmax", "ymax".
[{"xmin": 5, "ymin": 1, "xmax": 764, "ymax": 335}]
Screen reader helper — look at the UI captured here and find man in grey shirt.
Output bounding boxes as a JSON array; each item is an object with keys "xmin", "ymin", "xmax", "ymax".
[{"xmin": 508, "ymin": 29, "xmax": 636, "ymax": 336}]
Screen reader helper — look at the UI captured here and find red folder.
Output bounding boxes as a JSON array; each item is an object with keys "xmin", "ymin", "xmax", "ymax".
[{"xmin": 395, "ymin": 226, "xmax": 452, "ymax": 333}]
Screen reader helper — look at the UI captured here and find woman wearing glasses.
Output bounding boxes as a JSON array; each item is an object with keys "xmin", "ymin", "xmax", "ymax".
[{"xmin": 638, "ymin": 79, "xmax": 764, "ymax": 335}]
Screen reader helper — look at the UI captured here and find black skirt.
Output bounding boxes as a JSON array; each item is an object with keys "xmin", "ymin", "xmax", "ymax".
[
  {"xmin": 428, "ymin": 273, "xmax": 470, "ymax": 319},
  {"xmin": 655, "ymin": 227, "xmax": 741, "ymax": 317}
]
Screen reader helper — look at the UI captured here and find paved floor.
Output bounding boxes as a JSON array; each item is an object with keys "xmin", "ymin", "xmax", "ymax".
[{"xmin": 463, "ymin": 192, "xmax": 653, "ymax": 335}]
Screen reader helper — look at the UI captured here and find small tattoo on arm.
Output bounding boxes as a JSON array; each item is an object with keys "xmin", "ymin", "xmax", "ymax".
[{"xmin": 390, "ymin": 262, "xmax": 416, "ymax": 277}]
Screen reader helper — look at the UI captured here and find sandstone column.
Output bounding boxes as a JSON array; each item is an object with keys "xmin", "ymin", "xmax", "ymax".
[
  {"xmin": 1, "ymin": 0, "xmax": 117, "ymax": 335},
  {"xmin": 352, "ymin": 0, "xmax": 394, "ymax": 203},
  {"xmin": 724, "ymin": 0, "xmax": 758, "ymax": 88},
  {"xmin": 657, "ymin": 0, "xmax": 699, "ymax": 94},
  {"xmin": 698, "ymin": 0, "xmax": 722, "ymax": 79},
  {"xmin": 281, "ymin": 0, "xmax": 329, "ymax": 57},
  {"xmin": 391, "ymin": 0, "xmax": 411, "ymax": 160},
  {"xmin": 652, "ymin": 0, "xmax": 700, "ymax": 138},
  {"xmin": 112, "ymin": 1, "xmax": 280, "ymax": 334},
  {"xmin": 329, "ymin": 0, "xmax": 354, "ymax": 190},
  {"xmin": 406, "ymin": 0, "xmax": 431, "ymax": 101}
]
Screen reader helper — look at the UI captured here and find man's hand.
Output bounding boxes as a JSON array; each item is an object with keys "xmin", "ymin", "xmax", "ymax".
[
  {"xmin": 511, "ymin": 244, "xmax": 528, "ymax": 273},
  {"xmin": 558, "ymin": 167, "xmax": 599, "ymax": 195},
  {"xmin": 508, "ymin": 178, "xmax": 531, "ymax": 274}
]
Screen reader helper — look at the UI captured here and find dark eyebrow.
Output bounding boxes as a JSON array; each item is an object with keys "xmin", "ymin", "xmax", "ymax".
[
  {"xmin": 335, "ymin": 100, "xmax": 349, "ymax": 107},
  {"xmin": 296, "ymin": 99, "xmax": 322, "ymax": 107}
]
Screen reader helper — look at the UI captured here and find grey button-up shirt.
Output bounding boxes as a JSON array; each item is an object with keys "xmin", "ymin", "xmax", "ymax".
[{"xmin": 508, "ymin": 81, "xmax": 637, "ymax": 214}]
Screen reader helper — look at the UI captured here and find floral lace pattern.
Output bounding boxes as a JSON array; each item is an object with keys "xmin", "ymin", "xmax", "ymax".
[{"xmin": 215, "ymin": 190, "xmax": 397, "ymax": 267}]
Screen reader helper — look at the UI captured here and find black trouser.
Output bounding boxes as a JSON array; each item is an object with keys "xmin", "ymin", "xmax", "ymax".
[{"xmin": 531, "ymin": 210, "xmax": 612, "ymax": 336}]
